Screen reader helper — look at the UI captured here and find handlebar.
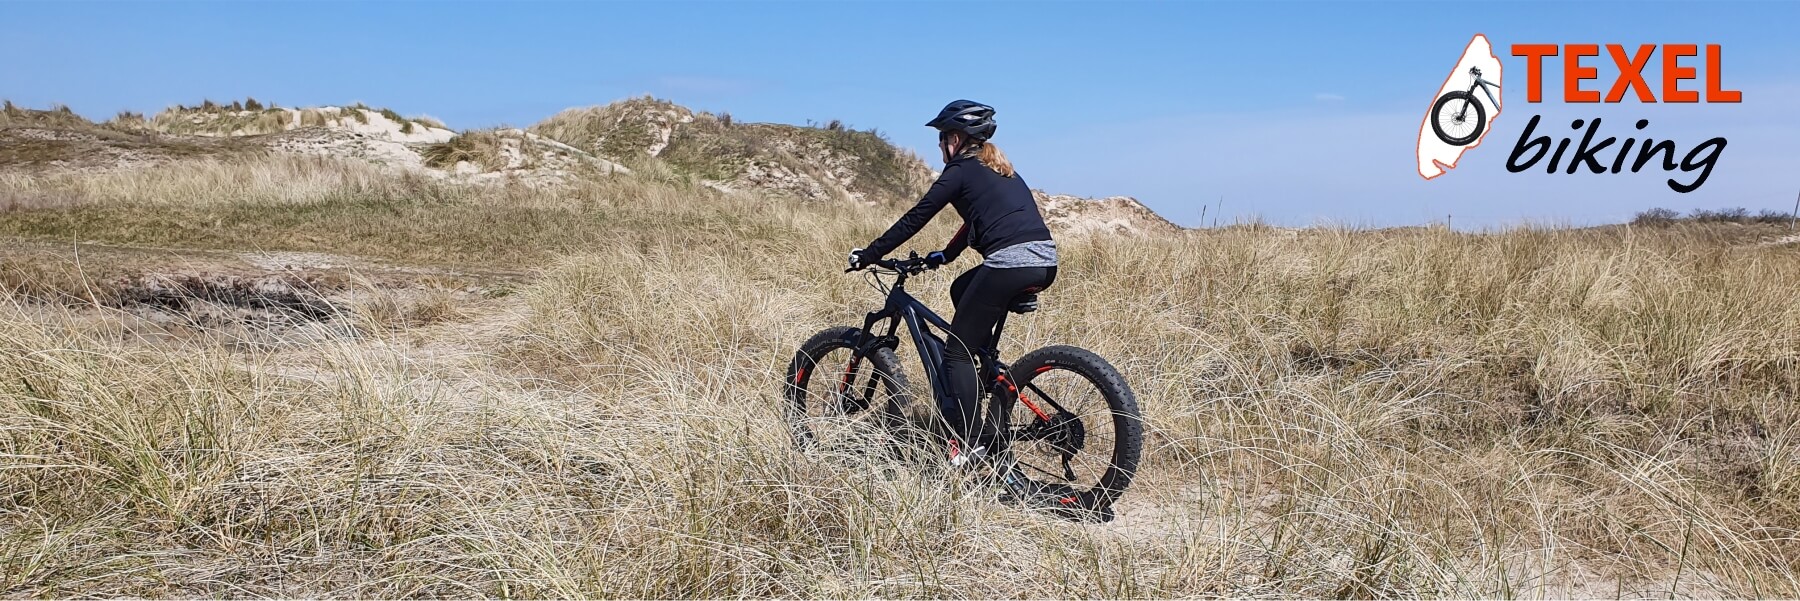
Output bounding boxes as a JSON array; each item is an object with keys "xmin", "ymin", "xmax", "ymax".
[
  {"xmin": 1469, "ymin": 66, "xmax": 1483, "ymax": 76},
  {"xmin": 846, "ymin": 251, "xmax": 942, "ymax": 275}
]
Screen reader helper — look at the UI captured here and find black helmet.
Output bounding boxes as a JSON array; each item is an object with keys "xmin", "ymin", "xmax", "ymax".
[{"xmin": 926, "ymin": 99, "xmax": 996, "ymax": 141}]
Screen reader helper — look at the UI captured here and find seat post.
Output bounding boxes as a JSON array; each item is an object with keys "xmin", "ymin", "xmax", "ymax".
[{"xmin": 991, "ymin": 312, "xmax": 1008, "ymax": 348}]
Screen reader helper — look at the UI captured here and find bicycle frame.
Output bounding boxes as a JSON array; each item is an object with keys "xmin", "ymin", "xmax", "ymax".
[
  {"xmin": 840, "ymin": 265, "xmax": 1059, "ymax": 433},
  {"xmin": 1465, "ymin": 67, "xmax": 1500, "ymax": 112},
  {"xmin": 848, "ymin": 274, "xmax": 1000, "ymax": 405}
]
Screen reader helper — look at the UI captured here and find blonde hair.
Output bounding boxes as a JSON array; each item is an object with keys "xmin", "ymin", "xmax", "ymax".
[{"xmin": 973, "ymin": 142, "xmax": 1015, "ymax": 178}]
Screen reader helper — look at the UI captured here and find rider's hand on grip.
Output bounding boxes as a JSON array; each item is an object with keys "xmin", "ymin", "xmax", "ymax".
[
  {"xmin": 925, "ymin": 251, "xmax": 947, "ymax": 267},
  {"xmin": 847, "ymin": 248, "xmax": 871, "ymax": 272}
]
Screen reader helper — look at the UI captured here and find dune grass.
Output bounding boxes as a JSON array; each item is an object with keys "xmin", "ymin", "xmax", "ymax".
[
  {"xmin": 0, "ymin": 102, "xmax": 96, "ymax": 130},
  {"xmin": 142, "ymin": 102, "xmax": 445, "ymax": 137},
  {"xmin": 2, "ymin": 152, "xmax": 1799, "ymax": 596},
  {"xmin": 530, "ymin": 97, "xmax": 930, "ymax": 204},
  {"xmin": 421, "ymin": 131, "xmax": 514, "ymax": 172}
]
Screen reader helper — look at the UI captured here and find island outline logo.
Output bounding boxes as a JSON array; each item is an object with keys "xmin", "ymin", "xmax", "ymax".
[{"xmin": 1417, "ymin": 33, "xmax": 1503, "ymax": 180}]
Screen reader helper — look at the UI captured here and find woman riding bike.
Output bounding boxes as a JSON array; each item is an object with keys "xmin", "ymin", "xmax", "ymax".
[{"xmin": 848, "ymin": 99, "xmax": 1058, "ymax": 467}]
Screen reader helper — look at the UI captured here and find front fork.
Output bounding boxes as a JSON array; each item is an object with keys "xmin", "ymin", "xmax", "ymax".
[{"xmin": 833, "ymin": 311, "xmax": 901, "ymax": 414}]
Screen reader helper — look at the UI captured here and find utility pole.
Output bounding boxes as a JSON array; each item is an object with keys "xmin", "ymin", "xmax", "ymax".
[{"xmin": 1792, "ymin": 188, "xmax": 1798, "ymax": 230}]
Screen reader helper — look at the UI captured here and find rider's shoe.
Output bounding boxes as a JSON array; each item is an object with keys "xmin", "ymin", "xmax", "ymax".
[
  {"xmin": 946, "ymin": 440, "xmax": 987, "ymax": 468},
  {"xmin": 991, "ymin": 464, "xmax": 1102, "ymax": 514},
  {"xmin": 996, "ymin": 474, "xmax": 1115, "ymax": 522},
  {"xmin": 995, "ymin": 472, "xmax": 1074, "ymax": 507}
]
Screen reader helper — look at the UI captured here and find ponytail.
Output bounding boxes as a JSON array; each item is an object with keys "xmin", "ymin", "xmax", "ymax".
[{"xmin": 974, "ymin": 142, "xmax": 1015, "ymax": 178}]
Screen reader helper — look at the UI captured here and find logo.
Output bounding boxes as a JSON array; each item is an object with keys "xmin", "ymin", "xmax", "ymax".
[
  {"xmin": 1417, "ymin": 34, "xmax": 1503, "ymax": 180},
  {"xmin": 1419, "ymin": 40, "xmax": 1741, "ymax": 193}
]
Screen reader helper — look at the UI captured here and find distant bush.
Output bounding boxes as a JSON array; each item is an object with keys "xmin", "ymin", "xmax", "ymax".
[
  {"xmin": 1631, "ymin": 208, "xmax": 1681, "ymax": 226},
  {"xmin": 245, "ymin": 97, "xmax": 264, "ymax": 111},
  {"xmin": 1634, "ymin": 206, "xmax": 1792, "ymax": 227}
]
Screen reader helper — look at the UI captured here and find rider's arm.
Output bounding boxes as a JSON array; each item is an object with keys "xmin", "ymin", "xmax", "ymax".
[
  {"xmin": 863, "ymin": 163, "xmax": 964, "ymax": 260},
  {"xmin": 942, "ymin": 223, "xmax": 969, "ymax": 262}
]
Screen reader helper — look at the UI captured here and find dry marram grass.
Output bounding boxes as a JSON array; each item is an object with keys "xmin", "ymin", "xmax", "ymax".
[{"xmin": 2, "ymin": 150, "xmax": 1799, "ymax": 597}]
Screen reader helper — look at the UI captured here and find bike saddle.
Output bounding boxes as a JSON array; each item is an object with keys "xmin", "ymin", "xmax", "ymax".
[{"xmin": 1008, "ymin": 293, "xmax": 1040, "ymax": 314}]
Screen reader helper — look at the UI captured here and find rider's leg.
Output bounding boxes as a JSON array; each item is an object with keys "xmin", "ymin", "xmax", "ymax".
[
  {"xmin": 942, "ymin": 265, "xmax": 1056, "ymax": 450},
  {"xmin": 941, "ymin": 266, "xmax": 991, "ymax": 448}
]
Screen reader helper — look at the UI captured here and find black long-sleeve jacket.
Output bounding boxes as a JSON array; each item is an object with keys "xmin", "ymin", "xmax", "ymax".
[{"xmin": 863, "ymin": 154, "xmax": 1053, "ymax": 262}]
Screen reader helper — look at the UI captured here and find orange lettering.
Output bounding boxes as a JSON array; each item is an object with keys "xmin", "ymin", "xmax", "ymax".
[
  {"xmin": 1564, "ymin": 44, "xmax": 1600, "ymax": 102},
  {"xmin": 1663, "ymin": 44, "xmax": 1699, "ymax": 102},
  {"xmin": 1605, "ymin": 44, "xmax": 1657, "ymax": 103},
  {"xmin": 1511, "ymin": 44, "xmax": 1559, "ymax": 103},
  {"xmin": 1705, "ymin": 44, "xmax": 1742, "ymax": 102}
]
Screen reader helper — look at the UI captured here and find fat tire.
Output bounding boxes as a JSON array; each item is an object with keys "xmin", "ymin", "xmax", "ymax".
[
  {"xmin": 1000, "ymin": 345, "xmax": 1143, "ymax": 519},
  {"xmin": 784, "ymin": 326, "xmax": 914, "ymax": 453},
  {"xmin": 1430, "ymin": 90, "xmax": 1485, "ymax": 146}
]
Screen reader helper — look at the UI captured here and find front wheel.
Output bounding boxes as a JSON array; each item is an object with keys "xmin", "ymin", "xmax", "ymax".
[
  {"xmin": 783, "ymin": 326, "xmax": 923, "ymax": 463},
  {"xmin": 1430, "ymin": 90, "xmax": 1486, "ymax": 146},
  {"xmin": 989, "ymin": 345, "xmax": 1143, "ymax": 521}
]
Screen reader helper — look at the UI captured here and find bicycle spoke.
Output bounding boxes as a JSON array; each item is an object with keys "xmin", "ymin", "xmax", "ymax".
[{"xmin": 1016, "ymin": 456, "xmax": 1069, "ymax": 482}]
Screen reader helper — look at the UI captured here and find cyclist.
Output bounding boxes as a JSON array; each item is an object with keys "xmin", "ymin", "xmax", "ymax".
[{"xmin": 848, "ymin": 99, "xmax": 1058, "ymax": 467}]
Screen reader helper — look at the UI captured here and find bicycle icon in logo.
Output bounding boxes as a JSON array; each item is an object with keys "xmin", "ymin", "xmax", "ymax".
[{"xmin": 1431, "ymin": 66, "xmax": 1501, "ymax": 146}]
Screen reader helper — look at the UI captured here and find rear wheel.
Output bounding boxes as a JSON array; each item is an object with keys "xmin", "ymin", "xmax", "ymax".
[
  {"xmin": 989, "ymin": 345, "xmax": 1143, "ymax": 520},
  {"xmin": 784, "ymin": 327, "xmax": 924, "ymax": 463}
]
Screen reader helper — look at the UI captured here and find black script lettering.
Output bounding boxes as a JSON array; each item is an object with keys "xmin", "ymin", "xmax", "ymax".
[
  {"xmin": 1670, "ymin": 137, "xmax": 1726, "ymax": 193},
  {"xmin": 1566, "ymin": 117, "xmax": 1616, "ymax": 174},
  {"xmin": 1507, "ymin": 114, "xmax": 1549, "ymax": 173}
]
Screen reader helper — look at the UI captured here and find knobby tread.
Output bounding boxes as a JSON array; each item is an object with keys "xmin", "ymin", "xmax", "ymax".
[{"xmin": 1009, "ymin": 344, "xmax": 1144, "ymax": 515}]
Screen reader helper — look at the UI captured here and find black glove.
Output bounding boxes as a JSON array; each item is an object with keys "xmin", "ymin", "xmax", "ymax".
[
  {"xmin": 925, "ymin": 250, "xmax": 948, "ymax": 267},
  {"xmin": 848, "ymin": 248, "xmax": 873, "ymax": 271}
]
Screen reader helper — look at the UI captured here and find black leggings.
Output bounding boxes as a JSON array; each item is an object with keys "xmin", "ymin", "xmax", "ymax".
[{"xmin": 942, "ymin": 264, "xmax": 1057, "ymax": 447}]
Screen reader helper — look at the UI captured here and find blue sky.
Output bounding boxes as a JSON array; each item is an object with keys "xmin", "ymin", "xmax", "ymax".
[{"xmin": 4, "ymin": 1, "xmax": 1796, "ymax": 228}]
